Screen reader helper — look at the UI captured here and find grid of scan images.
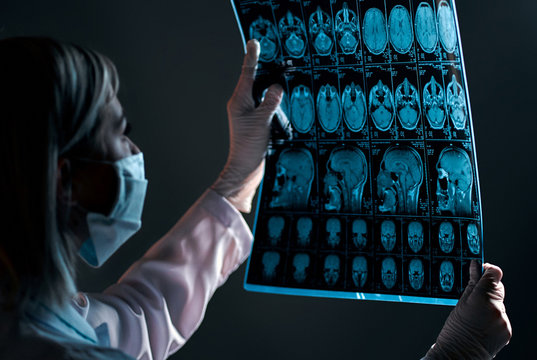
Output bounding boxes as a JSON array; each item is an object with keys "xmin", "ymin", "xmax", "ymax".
[{"xmin": 232, "ymin": 0, "xmax": 483, "ymax": 304}]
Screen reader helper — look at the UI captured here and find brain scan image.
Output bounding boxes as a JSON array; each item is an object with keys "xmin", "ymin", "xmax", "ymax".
[
  {"xmin": 439, "ymin": 260, "xmax": 455, "ymax": 292},
  {"xmin": 270, "ymin": 148, "xmax": 314, "ymax": 209},
  {"xmin": 267, "ymin": 216, "xmax": 285, "ymax": 246},
  {"xmin": 423, "ymin": 76, "xmax": 446, "ymax": 130},
  {"xmin": 369, "ymin": 80, "xmax": 395, "ymax": 131},
  {"xmin": 324, "ymin": 255, "xmax": 340, "ymax": 286},
  {"xmin": 279, "ymin": 11, "xmax": 308, "ymax": 58},
  {"xmin": 249, "ymin": 16, "xmax": 279, "ymax": 62},
  {"xmin": 262, "ymin": 251, "xmax": 280, "ymax": 281},
  {"xmin": 395, "ymin": 78, "xmax": 421, "ymax": 130},
  {"xmin": 326, "ymin": 218, "xmax": 341, "ymax": 248},
  {"xmin": 380, "ymin": 220, "xmax": 397, "ymax": 252},
  {"xmin": 324, "ymin": 147, "xmax": 368, "ymax": 212},
  {"xmin": 381, "ymin": 257, "xmax": 397, "ymax": 289},
  {"xmin": 408, "ymin": 221, "xmax": 424, "ymax": 253},
  {"xmin": 437, "ymin": 0, "xmax": 457, "ymax": 53},
  {"xmin": 436, "ymin": 147, "xmax": 473, "ymax": 216},
  {"xmin": 335, "ymin": 2, "xmax": 360, "ymax": 55},
  {"xmin": 296, "ymin": 216, "xmax": 313, "ymax": 247},
  {"xmin": 308, "ymin": 6, "xmax": 334, "ymax": 56},
  {"xmin": 342, "ymin": 82, "xmax": 367, "ymax": 132},
  {"xmin": 363, "ymin": 8, "xmax": 388, "ymax": 55},
  {"xmin": 388, "ymin": 5, "xmax": 414, "ymax": 54},
  {"xmin": 377, "ymin": 146, "xmax": 423, "ymax": 214},
  {"xmin": 438, "ymin": 221, "xmax": 455, "ymax": 254},
  {"xmin": 408, "ymin": 258, "xmax": 425, "ymax": 291},
  {"xmin": 414, "ymin": 2, "xmax": 438, "ymax": 53},
  {"xmin": 446, "ymin": 75, "xmax": 467, "ymax": 130},
  {"xmin": 352, "ymin": 256, "xmax": 368, "ymax": 288},
  {"xmin": 352, "ymin": 219, "xmax": 368, "ymax": 249},
  {"xmin": 316, "ymin": 84, "xmax": 342, "ymax": 133},
  {"xmin": 290, "ymin": 85, "xmax": 315, "ymax": 134},
  {"xmin": 467, "ymin": 223, "xmax": 480, "ymax": 255},
  {"xmin": 293, "ymin": 253, "xmax": 310, "ymax": 283}
]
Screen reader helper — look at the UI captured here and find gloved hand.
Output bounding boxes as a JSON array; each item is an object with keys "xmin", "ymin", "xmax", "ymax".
[
  {"xmin": 211, "ymin": 39, "xmax": 283, "ymax": 213},
  {"xmin": 425, "ymin": 261, "xmax": 512, "ymax": 359}
]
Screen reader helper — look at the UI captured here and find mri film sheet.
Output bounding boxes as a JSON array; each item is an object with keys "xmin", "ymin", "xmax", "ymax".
[{"xmin": 232, "ymin": 0, "xmax": 482, "ymax": 306}]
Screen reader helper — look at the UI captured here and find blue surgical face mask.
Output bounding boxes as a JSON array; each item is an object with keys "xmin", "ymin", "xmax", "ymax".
[{"xmin": 79, "ymin": 153, "xmax": 148, "ymax": 267}]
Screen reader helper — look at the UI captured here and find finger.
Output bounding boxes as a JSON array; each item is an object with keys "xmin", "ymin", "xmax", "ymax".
[
  {"xmin": 235, "ymin": 39, "xmax": 260, "ymax": 96},
  {"xmin": 257, "ymin": 84, "xmax": 283, "ymax": 117},
  {"xmin": 482, "ymin": 263, "xmax": 503, "ymax": 284}
]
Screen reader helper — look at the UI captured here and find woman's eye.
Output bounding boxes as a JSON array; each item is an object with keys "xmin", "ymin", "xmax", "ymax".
[{"xmin": 124, "ymin": 122, "xmax": 132, "ymax": 135}]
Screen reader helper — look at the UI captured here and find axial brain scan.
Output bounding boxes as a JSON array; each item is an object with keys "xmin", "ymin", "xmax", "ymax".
[
  {"xmin": 317, "ymin": 84, "xmax": 342, "ymax": 133},
  {"xmin": 381, "ymin": 257, "xmax": 397, "ymax": 289},
  {"xmin": 352, "ymin": 219, "xmax": 368, "ymax": 249},
  {"xmin": 326, "ymin": 218, "xmax": 341, "ymax": 248},
  {"xmin": 296, "ymin": 217, "xmax": 313, "ymax": 247},
  {"xmin": 352, "ymin": 256, "xmax": 368, "ymax": 288},
  {"xmin": 408, "ymin": 258, "xmax": 425, "ymax": 290},
  {"xmin": 342, "ymin": 82, "xmax": 367, "ymax": 132},
  {"xmin": 414, "ymin": 2, "xmax": 438, "ymax": 53},
  {"xmin": 388, "ymin": 5, "xmax": 413, "ymax": 54},
  {"xmin": 309, "ymin": 6, "xmax": 334, "ymax": 56},
  {"xmin": 436, "ymin": 147, "xmax": 473, "ymax": 216},
  {"xmin": 437, "ymin": 0, "xmax": 457, "ymax": 53},
  {"xmin": 467, "ymin": 223, "xmax": 480, "ymax": 255},
  {"xmin": 369, "ymin": 80, "xmax": 395, "ymax": 131},
  {"xmin": 262, "ymin": 251, "xmax": 280, "ymax": 281},
  {"xmin": 293, "ymin": 253, "xmax": 310, "ymax": 283},
  {"xmin": 335, "ymin": 2, "xmax": 360, "ymax": 55},
  {"xmin": 363, "ymin": 8, "xmax": 388, "ymax": 55},
  {"xmin": 279, "ymin": 10, "xmax": 308, "ymax": 58},
  {"xmin": 438, "ymin": 221, "xmax": 455, "ymax": 254},
  {"xmin": 395, "ymin": 78, "xmax": 421, "ymax": 130},
  {"xmin": 249, "ymin": 16, "xmax": 279, "ymax": 62},
  {"xmin": 290, "ymin": 85, "xmax": 315, "ymax": 133},
  {"xmin": 439, "ymin": 260, "xmax": 455, "ymax": 292},
  {"xmin": 380, "ymin": 220, "xmax": 397, "ymax": 252},
  {"xmin": 423, "ymin": 76, "xmax": 446, "ymax": 130},
  {"xmin": 446, "ymin": 75, "xmax": 467, "ymax": 130},
  {"xmin": 268, "ymin": 216, "xmax": 285, "ymax": 246},
  {"xmin": 408, "ymin": 221, "xmax": 424, "ymax": 253},
  {"xmin": 324, "ymin": 255, "xmax": 340, "ymax": 286}
]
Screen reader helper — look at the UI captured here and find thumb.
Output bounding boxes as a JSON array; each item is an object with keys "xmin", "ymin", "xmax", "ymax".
[
  {"xmin": 474, "ymin": 263, "xmax": 503, "ymax": 294},
  {"xmin": 459, "ymin": 260, "xmax": 481, "ymax": 302},
  {"xmin": 257, "ymin": 84, "xmax": 283, "ymax": 116}
]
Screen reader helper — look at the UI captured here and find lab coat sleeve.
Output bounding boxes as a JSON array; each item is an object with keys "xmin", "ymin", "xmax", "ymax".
[{"xmin": 78, "ymin": 189, "xmax": 253, "ymax": 360}]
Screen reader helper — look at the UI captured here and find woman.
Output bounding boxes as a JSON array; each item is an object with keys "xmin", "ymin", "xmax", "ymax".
[{"xmin": 0, "ymin": 37, "xmax": 510, "ymax": 359}]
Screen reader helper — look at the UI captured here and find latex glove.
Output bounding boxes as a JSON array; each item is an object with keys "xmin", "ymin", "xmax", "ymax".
[
  {"xmin": 211, "ymin": 39, "xmax": 283, "ymax": 213},
  {"xmin": 425, "ymin": 261, "xmax": 512, "ymax": 359}
]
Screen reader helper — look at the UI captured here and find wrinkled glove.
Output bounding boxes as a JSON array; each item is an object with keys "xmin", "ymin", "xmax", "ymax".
[
  {"xmin": 211, "ymin": 39, "xmax": 283, "ymax": 213},
  {"xmin": 424, "ymin": 261, "xmax": 512, "ymax": 359}
]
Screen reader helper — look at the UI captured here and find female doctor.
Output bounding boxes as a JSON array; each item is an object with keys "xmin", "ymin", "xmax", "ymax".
[{"xmin": 0, "ymin": 37, "xmax": 510, "ymax": 359}]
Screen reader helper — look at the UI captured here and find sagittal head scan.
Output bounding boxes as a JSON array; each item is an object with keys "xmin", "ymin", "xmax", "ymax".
[
  {"xmin": 309, "ymin": 6, "xmax": 334, "ymax": 56},
  {"xmin": 293, "ymin": 253, "xmax": 310, "ymax": 283},
  {"xmin": 395, "ymin": 78, "xmax": 421, "ymax": 130},
  {"xmin": 324, "ymin": 147, "xmax": 368, "ymax": 212},
  {"xmin": 249, "ymin": 16, "xmax": 279, "ymax": 62},
  {"xmin": 267, "ymin": 216, "xmax": 285, "ymax": 246},
  {"xmin": 446, "ymin": 75, "xmax": 467, "ymax": 130},
  {"xmin": 262, "ymin": 251, "xmax": 280, "ymax": 281},
  {"xmin": 335, "ymin": 2, "xmax": 360, "ymax": 55},
  {"xmin": 438, "ymin": 221, "xmax": 455, "ymax": 254},
  {"xmin": 415, "ymin": 2, "xmax": 438, "ymax": 53},
  {"xmin": 439, "ymin": 260, "xmax": 455, "ymax": 292},
  {"xmin": 437, "ymin": 0, "xmax": 457, "ymax": 53},
  {"xmin": 270, "ymin": 148, "xmax": 314, "ymax": 209},
  {"xmin": 381, "ymin": 257, "xmax": 397, "ymax": 289},
  {"xmin": 296, "ymin": 216, "xmax": 313, "ymax": 246},
  {"xmin": 279, "ymin": 10, "xmax": 308, "ymax": 58},
  {"xmin": 377, "ymin": 146, "xmax": 423, "ymax": 214},
  {"xmin": 380, "ymin": 219, "xmax": 397, "ymax": 252},
  {"xmin": 324, "ymin": 255, "xmax": 340, "ymax": 286},
  {"xmin": 408, "ymin": 221, "xmax": 424, "ymax": 253},
  {"xmin": 436, "ymin": 147, "xmax": 473, "ymax": 216},
  {"xmin": 290, "ymin": 85, "xmax": 315, "ymax": 133},
  {"xmin": 363, "ymin": 8, "xmax": 388, "ymax": 55},
  {"xmin": 352, "ymin": 219, "xmax": 368, "ymax": 249},
  {"xmin": 352, "ymin": 256, "xmax": 368, "ymax": 288},
  {"xmin": 388, "ymin": 5, "xmax": 414, "ymax": 54},
  {"xmin": 423, "ymin": 76, "xmax": 446, "ymax": 130},
  {"xmin": 342, "ymin": 82, "xmax": 367, "ymax": 132},
  {"xmin": 369, "ymin": 80, "xmax": 395, "ymax": 131},
  {"xmin": 326, "ymin": 218, "xmax": 341, "ymax": 248},
  {"xmin": 408, "ymin": 258, "xmax": 425, "ymax": 291},
  {"xmin": 317, "ymin": 84, "xmax": 342, "ymax": 133},
  {"xmin": 467, "ymin": 223, "xmax": 480, "ymax": 255}
]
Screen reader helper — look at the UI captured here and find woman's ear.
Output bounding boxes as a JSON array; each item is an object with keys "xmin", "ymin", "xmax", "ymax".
[{"xmin": 57, "ymin": 158, "xmax": 74, "ymax": 205}]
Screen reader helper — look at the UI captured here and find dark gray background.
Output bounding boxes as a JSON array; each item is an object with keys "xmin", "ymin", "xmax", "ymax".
[{"xmin": 1, "ymin": 1, "xmax": 532, "ymax": 358}]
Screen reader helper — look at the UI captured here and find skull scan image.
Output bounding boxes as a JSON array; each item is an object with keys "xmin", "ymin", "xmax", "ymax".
[
  {"xmin": 363, "ymin": 8, "xmax": 388, "ymax": 55},
  {"xmin": 369, "ymin": 80, "xmax": 395, "ymax": 131},
  {"xmin": 249, "ymin": 16, "xmax": 279, "ymax": 63},
  {"xmin": 381, "ymin": 257, "xmax": 397, "ymax": 289},
  {"xmin": 296, "ymin": 216, "xmax": 313, "ymax": 247},
  {"xmin": 438, "ymin": 221, "xmax": 455, "ymax": 254},
  {"xmin": 279, "ymin": 11, "xmax": 308, "ymax": 58},
  {"xmin": 309, "ymin": 6, "xmax": 334, "ymax": 56},
  {"xmin": 414, "ymin": 2, "xmax": 438, "ymax": 53},
  {"xmin": 324, "ymin": 147, "xmax": 368, "ymax": 212},
  {"xmin": 377, "ymin": 146, "xmax": 424, "ymax": 214},
  {"xmin": 436, "ymin": 147, "xmax": 473, "ymax": 216},
  {"xmin": 408, "ymin": 258, "xmax": 425, "ymax": 291},
  {"xmin": 395, "ymin": 78, "xmax": 421, "ymax": 130},
  {"xmin": 270, "ymin": 148, "xmax": 314, "ymax": 209},
  {"xmin": 467, "ymin": 223, "xmax": 480, "ymax": 255},
  {"xmin": 316, "ymin": 85, "xmax": 342, "ymax": 133},
  {"xmin": 262, "ymin": 251, "xmax": 280, "ymax": 281},
  {"xmin": 380, "ymin": 220, "xmax": 397, "ymax": 252},
  {"xmin": 267, "ymin": 216, "xmax": 285, "ymax": 246},
  {"xmin": 335, "ymin": 2, "xmax": 360, "ymax": 55},
  {"xmin": 290, "ymin": 85, "xmax": 315, "ymax": 133},
  {"xmin": 439, "ymin": 260, "xmax": 455, "ymax": 292},
  {"xmin": 388, "ymin": 5, "xmax": 414, "ymax": 54},
  {"xmin": 292, "ymin": 253, "xmax": 310, "ymax": 284},
  {"xmin": 407, "ymin": 221, "xmax": 424, "ymax": 253},
  {"xmin": 446, "ymin": 75, "xmax": 468, "ymax": 130},
  {"xmin": 423, "ymin": 76, "xmax": 446, "ymax": 130},
  {"xmin": 437, "ymin": 1, "xmax": 457, "ymax": 53},
  {"xmin": 323, "ymin": 255, "xmax": 340, "ymax": 286},
  {"xmin": 342, "ymin": 82, "xmax": 367, "ymax": 132},
  {"xmin": 352, "ymin": 219, "xmax": 368, "ymax": 249},
  {"xmin": 352, "ymin": 256, "xmax": 368, "ymax": 288},
  {"xmin": 326, "ymin": 218, "xmax": 341, "ymax": 248}
]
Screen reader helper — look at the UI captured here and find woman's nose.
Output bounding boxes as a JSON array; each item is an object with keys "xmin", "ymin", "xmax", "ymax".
[{"xmin": 128, "ymin": 137, "xmax": 141, "ymax": 155}]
